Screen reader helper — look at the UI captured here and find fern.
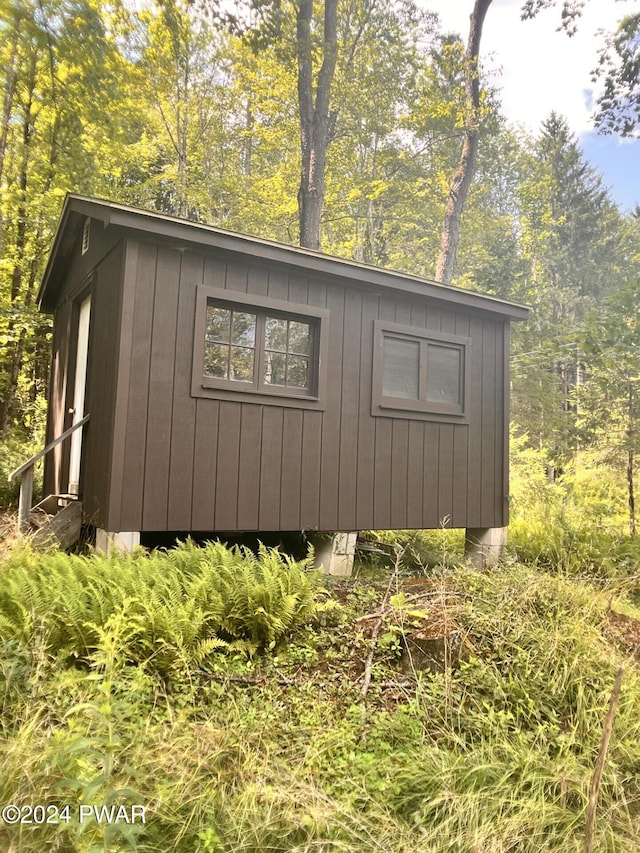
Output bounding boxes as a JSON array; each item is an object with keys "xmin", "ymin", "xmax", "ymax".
[{"xmin": 0, "ymin": 540, "xmax": 321, "ymax": 677}]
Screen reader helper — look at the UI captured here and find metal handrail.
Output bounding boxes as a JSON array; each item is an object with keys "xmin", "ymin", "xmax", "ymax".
[{"xmin": 10, "ymin": 414, "xmax": 90, "ymax": 533}]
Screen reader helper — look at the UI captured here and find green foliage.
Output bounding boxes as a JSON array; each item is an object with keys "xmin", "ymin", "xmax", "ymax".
[
  {"xmin": 1, "ymin": 0, "xmax": 638, "ymax": 538},
  {"xmin": 594, "ymin": 11, "xmax": 640, "ymax": 136},
  {"xmin": 508, "ymin": 431, "xmax": 640, "ymax": 581},
  {"xmin": 363, "ymin": 527, "xmax": 465, "ymax": 573},
  {"xmin": 2, "ymin": 544, "xmax": 640, "ymax": 852},
  {"xmin": 0, "ymin": 541, "xmax": 321, "ymax": 676},
  {"xmin": 0, "ymin": 394, "xmax": 46, "ymax": 506}
]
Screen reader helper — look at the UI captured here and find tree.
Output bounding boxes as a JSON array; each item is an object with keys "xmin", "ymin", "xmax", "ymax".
[
  {"xmin": 594, "ymin": 11, "xmax": 640, "ymax": 136},
  {"xmin": 577, "ymin": 275, "xmax": 640, "ymax": 535},
  {"xmin": 510, "ymin": 114, "xmax": 625, "ymax": 475},
  {"xmin": 124, "ymin": 0, "xmax": 239, "ymax": 220},
  {"xmin": 0, "ymin": 0, "xmax": 137, "ymax": 436},
  {"xmin": 522, "ymin": 0, "xmax": 640, "ymax": 135},
  {"xmin": 435, "ymin": 0, "xmax": 491, "ymax": 285},
  {"xmin": 296, "ymin": 0, "xmax": 338, "ymax": 249}
]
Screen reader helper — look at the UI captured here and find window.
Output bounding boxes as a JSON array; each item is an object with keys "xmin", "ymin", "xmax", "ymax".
[
  {"xmin": 193, "ymin": 286, "xmax": 329, "ymax": 407},
  {"xmin": 204, "ymin": 304, "xmax": 312, "ymax": 392},
  {"xmin": 373, "ymin": 320, "xmax": 469, "ymax": 419}
]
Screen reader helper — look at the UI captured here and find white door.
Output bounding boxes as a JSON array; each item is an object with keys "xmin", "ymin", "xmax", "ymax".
[{"xmin": 68, "ymin": 294, "xmax": 91, "ymax": 495}]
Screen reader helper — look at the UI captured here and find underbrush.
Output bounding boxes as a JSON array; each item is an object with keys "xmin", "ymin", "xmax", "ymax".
[
  {"xmin": 0, "ymin": 402, "xmax": 46, "ymax": 508},
  {"xmin": 507, "ymin": 516, "xmax": 640, "ymax": 589},
  {"xmin": 1, "ymin": 541, "xmax": 639, "ymax": 852},
  {"xmin": 0, "ymin": 540, "xmax": 320, "ymax": 671}
]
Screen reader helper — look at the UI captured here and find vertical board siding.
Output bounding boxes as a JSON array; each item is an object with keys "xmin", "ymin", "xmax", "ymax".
[
  {"xmin": 280, "ymin": 408, "xmax": 304, "ymax": 529},
  {"xmin": 108, "ymin": 241, "xmax": 139, "ymax": 528},
  {"xmin": 236, "ymin": 404, "xmax": 263, "ymax": 530},
  {"xmin": 390, "ymin": 420, "xmax": 409, "ymax": 528},
  {"xmin": 142, "ymin": 247, "xmax": 181, "ymax": 530},
  {"xmin": 191, "ymin": 399, "xmax": 220, "ymax": 530},
  {"xmin": 494, "ymin": 320, "xmax": 507, "ymax": 525},
  {"xmin": 82, "ymin": 246, "xmax": 125, "ymax": 527},
  {"xmin": 247, "ymin": 265, "xmax": 269, "ymax": 297},
  {"xmin": 288, "ymin": 271, "xmax": 309, "ymax": 306},
  {"xmin": 501, "ymin": 325, "xmax": 511, "ymax": 527},
  {"xmin": 267, "ymin": 266, "xmax": 289, "ymax": 300},
  {"xmin": 451, "ymin": 425, "xmax": 469, "ymax": 526},
  {"xmin": 203, "ymin": 254, "xmax": 227, "ymax": 291},
  {"xmin": 99, "ymin": 238, "xmax": 511, "ymax": 535},
  {"xmin": 406, "ymin": 420, "xmax": 425, "ymax": 529},
  {"xmin": 480, "ymin": 320, "xmax": 498, "ymax": 527},
  {"xmin": 214, "ymin": 401, "xmax": 242, "ymax": 530},
  {"xmin": 423, "ymin": 423, "xmax": 440, "ymax": 527},
  {"xmin": 372, "ymin": 297, "xmax": 396, "ymax": 530},
  {"xmin": 437, "ymin": 424, "xmax": 454, "ymax": 525},
  {"xmin": 299, "ymin": 411, "xmax": 322, "ymax": 529},
  {"xmin": 319, "ymin": 283, "xmax": 343, "ymax": 531},
  {"xmin": 302, "ymin": 276, "xmax": 327, "ymax": 530},
  {"xmin": 337, "ymin": 288, "xmax": 362, "ymax": 531},
  {"xmin": 225, "ymin": 259, "xmax": 249, "ymax": 294},
  {"xmin": 119, "ymin": 242, "xmax": 157, "ymax": 529},
  {"xmin": 466, "ymin": 316, "xmax": 484, "ymax": 528},
  {"xmin": 356, "ymin": 293, "xmax": 378, "ymax": 529},
  {"xmin": 259, "ymin": 407, "xmax": 283, "ymax": 530},
  {"xmin": 451, "ymin": 312, "xmax": 471, "ymax": 529},
  {"xmin": 167, "ymin": 251, "xmax": 204, "ymax": 529}
]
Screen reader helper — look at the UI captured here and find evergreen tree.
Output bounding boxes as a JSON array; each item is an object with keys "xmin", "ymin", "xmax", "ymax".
[{"xmin": 511, "ymin": 114, "xmax": 625, "ymax": 475}]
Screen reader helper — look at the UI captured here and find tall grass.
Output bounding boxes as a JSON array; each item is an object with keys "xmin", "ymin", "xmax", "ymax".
[{"xmin": 1, "ymin": 542, "xmax": 639, "ymax": 851}]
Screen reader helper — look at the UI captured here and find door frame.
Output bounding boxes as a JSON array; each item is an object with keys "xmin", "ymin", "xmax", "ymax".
[{"xmin": 68, "ymin": 291, "xmax": 92, "ymax": 495}]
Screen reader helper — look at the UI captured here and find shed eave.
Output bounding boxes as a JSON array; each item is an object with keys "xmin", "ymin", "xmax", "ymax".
[{"xmin": 39, "ymin": 194, "xmax": 530, "ymax": 320}]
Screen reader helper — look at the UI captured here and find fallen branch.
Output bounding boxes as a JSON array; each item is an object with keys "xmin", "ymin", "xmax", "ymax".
[
  {"xmin": 584, "ymin": 665, "xmax": 624, "ymax": 853},
  {"xmin": 197, "ymin": 672, "xmax": 293, "ymax": 688},
  {"xmin": 360, "ymin": 548, "xmax": 405, "ymax": 703}
]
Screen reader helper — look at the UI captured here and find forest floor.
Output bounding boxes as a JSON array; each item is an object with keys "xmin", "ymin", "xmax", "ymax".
[{"xmin": 0, "ymin": 534, "xmax": 639, "ymax": 852}]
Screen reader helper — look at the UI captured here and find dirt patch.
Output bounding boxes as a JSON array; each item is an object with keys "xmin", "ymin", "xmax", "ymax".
[
  {"xmin": 355, "ymin": 580, "xmax": 468, "ymax": 674},
  {"xmin": 605, "ymin": 609, "xmax": 640, "ymax": 660}
]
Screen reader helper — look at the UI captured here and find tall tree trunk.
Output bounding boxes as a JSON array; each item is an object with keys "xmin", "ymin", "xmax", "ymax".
[
  {"xmin": 1, "ymin": 82, "xmax": 60, "ymax": 437},
  {"xmin": 296, "ymin": 0, "xmax": 338, "ymax": 250},
  {"xmin": 242, "ymin": 99, "xmax": 253, "ymax": 176},
  {"xmin": 0, "ymin": 55, "xmax": 36, "ymax": 433},
  {"xmin": 0, "ymin": 7, "xmax": 23, "ymax": 251},
  {"xmin": 435, "ymin": 0, "xmax": 492, "ymax": 285},
  {"xmin": 2, "ymin": 259, "xmax": 38, "ymax": 437}
]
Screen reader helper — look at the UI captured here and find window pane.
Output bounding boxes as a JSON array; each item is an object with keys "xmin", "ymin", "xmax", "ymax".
[
  {"xmin": 264, "ymin": 351, "xmax": 286, "ymax": 386},
  {"xmin": 206, "ymin": 306, "xmax": 231, "ymax": 342},
  {"xmin": 231, "ymin": 312, "xmax": 256, "ymax": 347},
  {"xmin": 287, "ymin": 355, "xmax": 309, "ymax": 389},
  {"xmin": 426, "ymin": 344, "xmax": 461, "ymax": 404},
  {"xmin": 230, "ymin": 346, "xmax": 254, "ymax": 381},
  {"xmin": 288, "ymin": 321, "xmax": 310, "ymax": 355},
  {"xmin": 265, "ymin": 317, "xmax": 287, "ymax": 351},
  {"xmin": 204, "ymin": 343, "xmax": 229, "ymax": 378},
  {"xmin": 382, "ymin": 337, "xmax": 420, "ymax": 399}
]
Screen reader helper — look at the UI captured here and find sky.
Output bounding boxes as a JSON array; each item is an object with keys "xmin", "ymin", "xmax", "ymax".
[{"xmin": 423, "ymin": 0, "xmax": 640, "ymax": 213}]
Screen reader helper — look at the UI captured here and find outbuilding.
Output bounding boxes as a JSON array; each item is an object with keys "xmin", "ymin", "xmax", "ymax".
[{"xmin": 34, "ymin": 195, "xmax": 528, "ymax": 571}]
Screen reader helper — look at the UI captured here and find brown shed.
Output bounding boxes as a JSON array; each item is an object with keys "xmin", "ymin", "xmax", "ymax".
[{"xmin": 37, "ymin": 195, "xmax": 528, "ymax": 566}]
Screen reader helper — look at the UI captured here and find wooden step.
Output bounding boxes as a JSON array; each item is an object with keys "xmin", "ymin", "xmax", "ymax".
[{"xmin": 30, "ymin": 500, "xmax": 82, "ymax": 551}]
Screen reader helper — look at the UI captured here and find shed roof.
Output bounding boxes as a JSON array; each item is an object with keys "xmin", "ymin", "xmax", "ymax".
[{"xmin": 39, "ymin": 194, "xmax": 530, "ymax": 320}]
